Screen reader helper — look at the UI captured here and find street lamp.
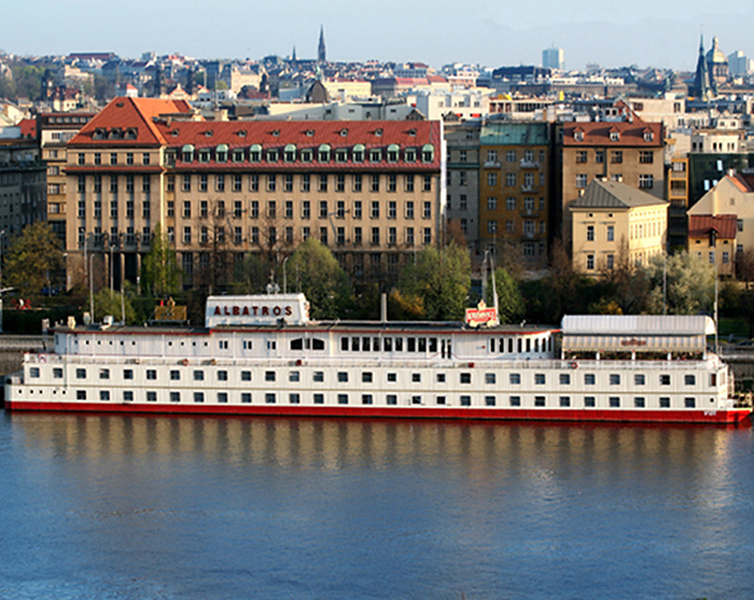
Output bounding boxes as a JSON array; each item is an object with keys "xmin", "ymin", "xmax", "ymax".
[
  {"xmin": 110, "ymin": 244, "xmax": 115, "ymax": 294},
  {"xmin": 89, "ymin": 253, "xmax": 94, "ymax": 323}
]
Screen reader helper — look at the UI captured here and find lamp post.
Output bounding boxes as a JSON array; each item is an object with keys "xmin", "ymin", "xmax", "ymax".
[
  {"xmin": 89, "ymin": 253, "xmax": 94, "ymax": 323},
  {"xmin": 110, "ymin": 244, "xmax": 115, "ymax": 294}
]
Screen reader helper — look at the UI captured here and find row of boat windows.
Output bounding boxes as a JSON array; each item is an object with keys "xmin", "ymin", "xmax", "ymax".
[
  {"xmin": 29, "ymin": 367, "xmax": 714, "ymax": 387},
  {"xmin": 58, "ymin": 389, "xmax": 706, "ymax": 409},
  {"xmin": 490, "ymin": 337, "xmax": 553, "ymax": 354}
]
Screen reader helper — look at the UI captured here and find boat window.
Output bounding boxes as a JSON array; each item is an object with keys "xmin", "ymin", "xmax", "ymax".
[
  {"xmin": 100, "ymin": 390, "xmax": 110, "ymax": 401},
  {"xmin": 242, "ymin": 393, "xmax": 252, "ymax": 403},
  {"xmin": 362, "ymin": 372, "xmax": 373, "ymax": 383},
  {"xmin": 418, "ymin": 338, "xmax": 427, "ymax": 352},
  {"xmin": 559, "ymin": 396, "xmax": 570, "ymax": 407},
  {"xmin": 218, "ymin": 370, "xmax": 228, "ymax": 381},
  {"xmin": 338, "ymin": 372, "xmax": 348, "ymax": 383},
  {"xmin": 436, "ymin": 396, "xmax": 446, "ymax": 405},
  {"xmin": 170, "ymin": 370, "xmax": 180, "ymax": 380},
  {"xmin": 194, "ymin": 392, "xmax": 205, "ymax": 403},
  {"xmin": 30, "ymin": 367, "xmax": 40, "ymax": 378},
  {"xmin": 584, "ymin": 396, "xmax": 596, "ymax": 407},
  {"xmin": 395, "ymin": 338, "xmax": 403, "ymax": 352},
  {"xmin": 387, "ymin": 394, "xmax": 397, "ymax": 405},
  {"xmin": 387, "ymin": 373, "xmax": 397, "ymax": 382},
  {"xmin": 429, "ymin": 338, "xmax": 437, "ymax": 353},
  {"xmin": 526, "ymin": 339, "xmax": 531, "ymax": 353},
  {"xmin": 660, "ymin": 397, "xmax": 671, "ymax": 408},
  {"xmin": 485, "ymin": 396, "xmax": 496, "ymax": 407},
  {"xmin": 634, "ymin": 374, "xmax": 645, "ymax": 385},
  {"xmin": 685, "ymin": 375, "xmax": 696, "ymax": 386},
  {"xmin": 510, "ymin": 373, "xmax": 521, "ymax": 384},
  {"xmin": 460, "ymin": 395, "xmax": 471, "ymax": 406},
  {"xmin": 351, "ymin": 337, "xmax": 360, "ymax": 351},
  {"xmin": 76, "ymin": 368, "xmax": 87, "ymax": 379},
  {"xmin": 194, "ymin": 370, "xmax": 204, "ymax": 381},
  {"xmin": 123, "ymin": 369, "xmax": 134, "ymax": 380},
  {"xmin": 338, "ymin": 394, "xmax": 349, "ymax": 404},
  {"xmin": 170, "ymin": 391, "xmax": 180, "ymax": 402},
  {"xmin": 265, "ymin": 371, "xmax": 276, "ymax": 382},
  {"xmin": 53, "ymin": 368, "xmax": 63, "ymax": 378},
  {"xmin": 267, "ymin": 340, "xmax": 276, "ymax": 350},
  {"xmin": 535, "ymin": 339, "xmax": 540, "ymax": 352},
  {"xmin": 710, "ymin": 373, "xmax": 717, "ymax": 386},
  {"xmin": 242, "ymin": 371, "xmax": 251, "ymax": 381},
  {"xmin": 99, "ymin": 368, "xmax": 110, "ymax": 380},
  {"xmin": 76, "ymin": 390, "xmax": 87, "ymax": 400},
  {"xmin": 437, "ymin": 373, "xmax": 446, "ymax": 383},
  {"xmin": 412, "ymin": 373, "xmax": 421, "ymax": 383},
  {"xmin": 535, "ymin": 396, "xmax": 545, "ymax": 407},
  {"xmin": 290, "ymin": 371, "xmax": 300, "ymax": 382},
  {"xmin": 314, "ymin": 394, "xmax": 324, "ymax": 404},
  {"xmin": 685, "ymin": 397, "xmax": 696, "ymax": 408},
  {"xmin": 265, "ymin": 393, "xmax": 276, "ymax": 404},
  {"xmin": 291, "ymin": 338, "xmax": 304, "ymax": 350},
  {"xmin": 341, "ymin": 337, "xmax": 349, "ymax": 351},
  {"xmin": 517, "ymin": 339, "xmax": 522, "ymax": 353},
  {"xmin": 362, "ymin": 337, "xmax": 370, "ymax": 352},
  {"xmin": 407, "ymin": 338, "xmax": 416, "ymax": 352},
  {"xmin": 660, "ymin": 374, "xmax": 670, "ymax": 385},
  {"xmin": 559, "ymin": 373, "xmax": 570, "ymax": 385},
  {"xmin": 509, "ymin": 396, "xmax": 521, "ymax": 407},
  {"xmin": 584, "ymin": 374, "xmax": 595, "ymax": 385},
  {"xmin": 372, "ymin": 337, "xmax": 380, "ymax": 351},
  {"xmin": 289, "ymin": 393, "xmax": 300, "ymax": 404},
  {"xmin": 535, "ymin": 373, "xmax": 545, "ymax": 385},
  {"xmin": 384, "ymin": 338, "xmax": 393, "ymax": 352},
  {"xmin": 460, "ymin": 373, "xmax": 471, "ymax": 384},
  {"xmin": 313, "ymin": 371, "xmax": 324, "ymax": 382},
  {"xmin": 243, "ymin": 340, "xmax": 253, "ymax": 350},
  {"xmin": 609, "ymin": 397, "xmax": 620, "ymax": 407},
  {"xmin": 485, "ymin": 373, "xmax": 496, "ymax": 384},
  {"xmin": 634, "ymin": 397, "xmax": 645, "ymax": 408},
  {"xmin": 124, "ymin": 391, "xmax": 134, "ymax": 402},
  {"xmin": 147, "ymin": 391, "xmax": 157, "ymax": 402},
  {"xmin": 508, "ymin": 339, "xmax": 514, "ymax": 353},
  {"xmin": 362, "ymin": 394, "xmax": 373, "ymax": 405},
  {"xmin": 147, "ymin": 369, "xmax": 157, "ymax": 380},
  {"xmin": 412, "ymin": 396, "xmax": 422, "ymax": 405},
  {"xmin": 609, "ymin": 374, "xmax": 620, "ymax": 385}
]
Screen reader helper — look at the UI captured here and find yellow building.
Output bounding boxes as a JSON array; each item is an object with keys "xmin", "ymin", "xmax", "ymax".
[
  {"xmin": 478, "ymin": 122, "xmax": 550, "ymax": 269},
  {"xmin": 569, "ymin": 179, "xmax": 668, "ymax": 274}
]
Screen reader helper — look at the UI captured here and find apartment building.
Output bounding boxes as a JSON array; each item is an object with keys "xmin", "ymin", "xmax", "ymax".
[
  {"xmin": 444, "ymin": 121, "xmax": 480, "ymax": 255},
  {"xmin": 569, "ymin": 179, "xmax": 667, "ymax": 274},
  {"xmin": 66, "ymin": 97, "xmax": 445, "ymax": 289},
  {"xmin": 478, "ymin": 122, "xmax": 550, "ymax": 269},
  {"xmin": 557, "ymin": 115, "xmax": 663, "ymax": 247}
]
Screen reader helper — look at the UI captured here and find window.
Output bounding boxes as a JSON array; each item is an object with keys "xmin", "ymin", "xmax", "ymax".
[
  {"xmin": 535, "ymin": 373, "xmax": 545, "ymax": 385},
  {"xmin": 289, "ymin": 393, "xmax": 300, "ymax": 405},
  {"xmin": 485, "ymin": 396, "xmax": 496, "ymax": 407},
  {"xmin": 609, "ymin": 374, "xmax": 620, "ymax": 385},
  {"xmin": 194, "ymin": 392, "xmax": 205, "ymax": 403},
  {"xmin": 387, "ymin": 394, "xmax": 397, "ymax": 405},
  {"xmin": 559, "ymin": 373, "xmax": 570, "ymax": 385},
  {"xmin": 606, "ymin": 225, "xmax": 614, "ymax": 242},
  {"xmin": 534, "ymin": 396, "xmax": 545, "ymax": 407},
  {"xmin": 576, "ymin": 174, "xmax": 588, "ymax": 188},
  {"xmin": 576, "ymin": 150, "xmax": 587, "ymax": 163},
  {"xmin": 170, "ymin": 391, "xmax": 180, "ymax": 403},
  {"xmin": 338, "ymin": 394, "xmax": 349, "ymax": 405},
  {"xmin": 76, "ymin": 368, "xmax": 87, "ymax": 379},
  {"xmin": 509, "ymin": 396, "xmax": 521, "ymax": 407},
  {"xmin": 510, "ymin": 373, "xmax": 521, "ymax": 384},
  {"xmin": 265, "ymin": 371, "xmax": 276, "ymax": 382},
  {"xmin": 505, "ymin": 173, "xmax": 516, "ymax": 187},
  {"xmin": 487, "ymin": 172, "xmax": 498, "ymax": 187},
  {"xmin": 634, "ymin": 397, "xmax": 645, "ymax": 408},
  {"xmin": 584, "ymin": 396, "xmax": 596, "ymax": 407},
  {"xmin": 639, "ymin": 174, "xmax": 654, "ymax": 189},
  {"xmin": 685, "ymin": 374, "xmax": 696, "ymax": 386},
  {"xmin": 659, "ymin": 397, "xmax": 670, "ymax": 408},
  {"xmin": 587, "ymin": 225, "xmax": 594, "ymax": 241},
  {"xmin": 660, "ymin": 374, "xmax": 670, "ymax": 386},
  {"xmin": 460, "ymin": 395, "xmax": 471, "ymax": 407},
  {"xmin": 242, "ymin": 393, "xmax": 252, "ymax": 404},
  {"xmin": 639, "ymin": 151, "xmax": 653, "ymax": 164},
  {"xmin": 147, "ymin": 391, "xmax": 157, "ymax": 402},
  {"xmin": 584, "ymin": 373, "xmax": 595, "ymax": 385},
  {"xmin": 559, "ymin": 397, "xmax": 571, "ymax": 407},
  {"xmin": 609, "ymin": 397, "xmax": 620, "ymax": 408},
  {"xmin": 586, "ymin": 254, "xmax": 595, "ymax": 270},
  {"xmin": 485, "ymin": 373, "xmax": 496, "ymax": 384},
  {"xmin": 487, "ymin": 197, "xmax": 498, "ymax": 211},
  {"xmin": 265, "ymin": 393, "xmax": 276, "ymax": 404},
  {"xmin": 634, "ymin": 374, "xmax": 645, "ymax": 385}
]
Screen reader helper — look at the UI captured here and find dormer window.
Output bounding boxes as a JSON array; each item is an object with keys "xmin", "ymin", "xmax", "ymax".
[
  {"xmin": 216, "ymin": 144, "xmax": 228, "ymax": 163},
  {"xmin": 284, "ymin": 144, "xmax": 297, "ymax": 162},
  {"xmin": 643, "ymin": 131, "xmax": 654, "ymax": 142},
  {"xmin": 93, "ymin": 128, "xmax": 106, "ymax": 140},
  {"xmin": 181, "ymin": 144, "xmax": 194, "ymax": 163},
  {"xmin": 250, "ymin": 144, "xmax": 262, "ymax": 163},
  {"xmin": 421, "ymin": 144, "xmax": 435, "ymax": 163},
  {"xmin": 352, "ymin": 144, "xmax": 365, "ymax": 163},
  {"xmin": 272, "ymin": 129, "xmax": 280, "ymax": 137},
  {"xmin": 204, "ymin": 130, "xmax": 213, "ymax": 138},
  {"xmin": 574, "ymin": 130, "xmax": 584, "ymax": 142},
  {"xmin": 306, "ymin": 129, "xmax": 315, "ymax": 137},
  {"xmin": 408, "ymin": 128, "xmax": 417, "ymax": 136},
  {"xmin": 610, "ymin": 131, "xmax": 620, "ymax": 142},
  {"xmin": 387, "ymin": 144, "xmax": 400, "ymax": 162},
  {"xmin": 404, "ymin": 148, "xmax": 417, "ymax": 162},
  {"xmin": 318, "ymin": 144, "xmax": 331, "ymax": 162},
  {"xmin": 124, "ymin": 128, "xmax": 137, "ymax": 140},
  {"xmin": 198, "ymin": 149, "xmax": 211, "ymax": 163},
  {"xmin": 340, "ymin": 129, "xmax": 348, "ymax": 137},
  {"xmin": 375, "ymin": 128, "xmax": 383, "ymax": 137},
  {"xmin": 369, "ymin": 148, "xmax": 382, "ymax": 162},
  {"xmin": 301, "ymin": 149, "xmax": 313, "ymax": 163},
  {"xmin": 335, "ymin": 149, "xmax": 348, "ymax": 163},
  {"xmin": 266, "ymin": 149, "xmax": 279, "ymax": 162},
  {"xmin": 232, "ymin": 149, "xmax": 245, "ymax": 162},
  {"xmin": 237, "ymin": 130, "xmax": 247, "ymax": 137}
]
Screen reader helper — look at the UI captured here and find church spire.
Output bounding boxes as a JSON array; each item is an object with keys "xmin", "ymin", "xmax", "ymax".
[
  {"xmin": 318, "ymin": 25, "xmax": 326, "ymax": 63},
  {"xmin": 692, "ymin": 34, "xmax": 711, "ymax": 100}
]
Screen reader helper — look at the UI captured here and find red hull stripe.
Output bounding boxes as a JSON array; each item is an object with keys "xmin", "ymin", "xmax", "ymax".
[{"xmin": 4, "ymin": 401, "xmax": 751, "ymax": 424}]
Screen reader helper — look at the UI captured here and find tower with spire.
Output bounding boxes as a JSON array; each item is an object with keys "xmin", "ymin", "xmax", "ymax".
[
  {"xmin": 318, "ymin": 25, "xmax": 326, "ymax": 63},
  {"xmin": 692, "ymin": 35, "xmax": 712, "ymax": 100}
]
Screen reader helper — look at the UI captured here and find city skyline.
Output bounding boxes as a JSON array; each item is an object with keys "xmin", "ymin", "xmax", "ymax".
[{"xmin": 3, "ymin": 1, "xmax": 754, "ymax": 71}]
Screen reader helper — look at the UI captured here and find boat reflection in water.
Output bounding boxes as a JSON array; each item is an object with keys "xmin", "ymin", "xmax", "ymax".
[{"xmin": 4, "ymin": 413, "xmax": 753, "ymax": 599}]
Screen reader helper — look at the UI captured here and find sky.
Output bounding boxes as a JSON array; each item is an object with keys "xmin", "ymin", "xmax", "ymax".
[{"xmin": 4, "ymin": 0, "xmax": 754, "ymax": 72}]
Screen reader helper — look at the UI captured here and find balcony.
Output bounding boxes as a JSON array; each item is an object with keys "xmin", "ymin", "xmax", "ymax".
[
  {"xmin": 521, "ymin": 185, "xmax": 539, "ymax": 193},
  {"xmin": 519, "ymin": 159, "xmax": 540, "ymax": 169},
  {"xmin": 483, "ymin": 161, "xmax": 501, "ymax": 168}
]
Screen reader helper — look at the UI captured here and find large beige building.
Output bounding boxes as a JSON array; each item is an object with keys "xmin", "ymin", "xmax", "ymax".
[
  {"xmin": 65, "ymin": 97, "xmax": 445, "ymax": 290},
  {"xmin": 569, "ymin": 179, "xmax": 668, "ymax": 274}
]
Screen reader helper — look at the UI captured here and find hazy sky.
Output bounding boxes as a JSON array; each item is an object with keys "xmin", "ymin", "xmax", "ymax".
[{"xmin": 4, "ymin": 1, "xmax": 754, "ymax": 71}]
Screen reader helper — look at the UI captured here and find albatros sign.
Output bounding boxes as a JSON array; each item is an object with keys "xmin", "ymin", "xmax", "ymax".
[{"xmin": 205, "ymin": 294, "xmax": 310, "ymax": 327}]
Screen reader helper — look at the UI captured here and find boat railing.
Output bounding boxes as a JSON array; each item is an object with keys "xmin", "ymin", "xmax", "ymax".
[{"xmin": 23, "ymin": 352, "xmax": 726, "ymax": 371}]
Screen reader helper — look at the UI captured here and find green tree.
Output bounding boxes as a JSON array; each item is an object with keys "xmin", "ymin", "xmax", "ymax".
[
  {"xmin": 398, "ymin": 242, "xmax": 471, "ymax": 320},
  {"xmin": 486, "ymin": 267, "xmax": 524, "ymax": 324},
  {"xmin": 3, "ymin": 222, "xmax": 63, "ymax": 301},
  {"xmin": 140, "ymin": 224, "xmax": 180, "ymax": 297},
  {"xmin": 646, "ymin": 252, "xmax": 715, "ymax": 315},
  {"xmin": 229, "ymin": 253, "xmax": 270, "ymax": 295},
  {"xmin": 286, "ymin": 238, "xmax": 352, "ymax": 319},
  {"xmin": 93, "ymin": 289, "xmax": 136, "ymax": 324}
]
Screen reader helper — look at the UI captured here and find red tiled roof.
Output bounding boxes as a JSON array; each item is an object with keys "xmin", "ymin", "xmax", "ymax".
[
  {"xmin": 161, "ymin": 120, "xmax": 442, "ymax": 171},
  {"xmin": 19, "ymin": 118, "xmax": 37, "ymax": 138},
  {"xmin": 69, "ymin": 97, "xmax": 193, "ymax": 147},
  {"xmin": 688, "ymin": 214, "xmax": 737, "ymax": 239},
  {"xmin": 562, "ymin": 119, "xmax": 662, "ymax": 147}
]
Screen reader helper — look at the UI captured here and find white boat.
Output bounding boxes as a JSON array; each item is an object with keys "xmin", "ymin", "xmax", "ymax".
[{"xmin": 4, "ymin": 294, "xmax": 751, "ymax": 424}]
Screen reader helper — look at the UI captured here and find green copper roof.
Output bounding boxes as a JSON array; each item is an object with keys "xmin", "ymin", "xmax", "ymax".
[{"xmin": 480, "ymin": 122, "xmax": 549, "ymax": 145}]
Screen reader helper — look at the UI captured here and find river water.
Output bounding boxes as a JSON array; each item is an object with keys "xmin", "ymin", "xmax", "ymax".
[{"xmin": 0, "ymin": 412, "xmax": 752, "ymax": 599}]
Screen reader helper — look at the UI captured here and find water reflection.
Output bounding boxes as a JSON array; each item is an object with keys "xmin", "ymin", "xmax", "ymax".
[{"xmin": 2, "ymin": 413, "xmax": 752, "ymax": 599}]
